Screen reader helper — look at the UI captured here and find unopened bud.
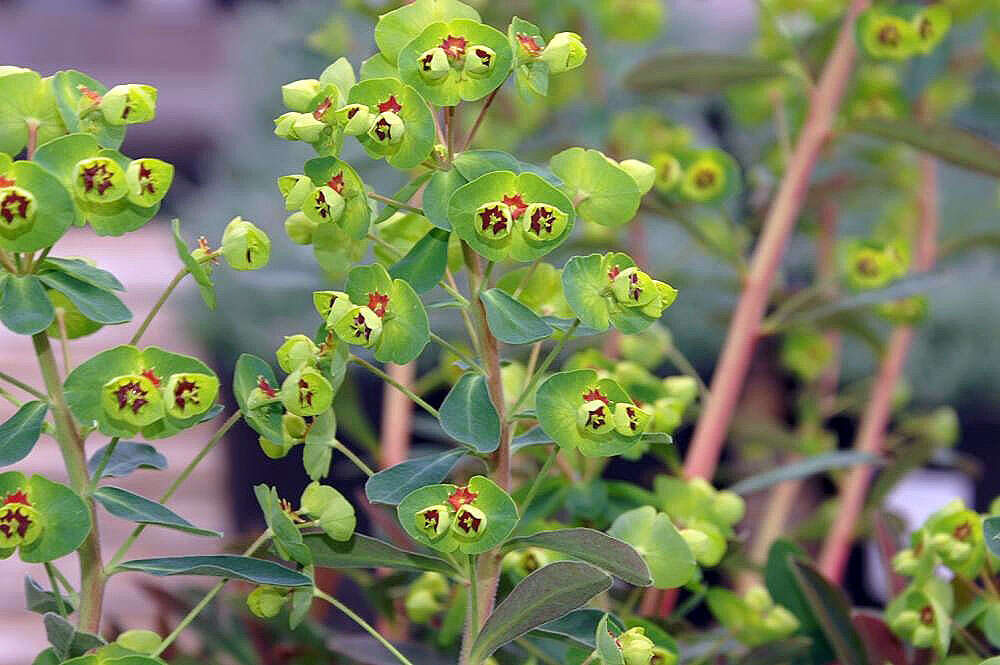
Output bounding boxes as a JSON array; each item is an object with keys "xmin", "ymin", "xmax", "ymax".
[
  {"xmin": 101, "ymin": 84, "xmax": 157, "ymax": 125},
  {"xmin": 281, "ymin": 79, "xmax": 321, "ymax": 113},
  {"xmin": 418, "ymin": 47, "xmax": 451, "ymax": 84},
  {"xmin": 221, "ymin": 216, "xmax": 270, "ymax": 271},
  {"xmin": 540, "ymin": 32, "xmax": 587, "ymax": 74}
]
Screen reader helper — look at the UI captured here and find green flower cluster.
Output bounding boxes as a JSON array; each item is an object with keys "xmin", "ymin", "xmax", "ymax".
[
  {"xmin": 842, "ymin": 237, "xmax": 927, "ymax": 323},
  {"xmin": 100, "ymin": 369, "xmax": 219, "ymax": 431},
  {"xmin": 654, "ymin": 476, "xmax": 745, "ymax": 567},
  {"xmin": 706, "ymin": 586, "xmax": 800, "ymax": 647},
  {"xmin": 858, "ymin": 5, "xmax": 951, "ymax": 60}
]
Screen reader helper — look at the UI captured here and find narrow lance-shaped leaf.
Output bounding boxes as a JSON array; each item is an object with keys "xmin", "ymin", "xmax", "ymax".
[
  {"xmin": 93, "ymin": 486, "xmax": 221, "ymax": 538},
  {"xmin": 727, "ymin": 451, "xmax": 884, "ymax": 496},
  {"xmin": 117, "ymin": 555, "xmax": 312, "ymax": 587},
  {"xmin": 624, "ymin": 52, "xmax": 788, "ymax": 93},
  {"xmin": 505, "ymin": 528, "xmax": 652, "ymax": 586},
  {"xmin": 365, "ymin": 448, "xmax": 466, "ymax": 505},
  {"xmin": 304, "ymin": 532, "xmax": 455, "ymax": 574},
  {"xmin": 852, "ymin": 117, "xmax": 1000, "ymax": 179},
  {"xmin": 788, "ymin": 559, "xmax": 869, "ymax": 665},
  {"xmin": 86, "ymin": 441, "xmax": 167, "ymax": 478}
]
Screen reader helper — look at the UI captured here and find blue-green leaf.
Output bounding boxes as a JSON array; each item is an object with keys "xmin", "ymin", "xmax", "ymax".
[
  {"xmin": 0, "ymin": 275, "xmax": 55, "ymax": 334},
  {"xmin": 38, "ymin": 271, "xmax": 131, "ymax": 325},
  {"xmin": 86, "ymin": 441, "xmax": 166, "ymax": 478},
  {"xmin": 481, "ymin": 288, "xmax": 553, "ymax": 344},
  {"xmin": 93, "ymin": 486, "xmax": 221, "ymax": 537},
  {"xmin": 365, "ymin": 448, "xmax": 466, "ymax": 504},
  {"xmin": 389, "ymin": 228, "xmax": 449, "ymax": 293},
  {"xmin": 0, "ymin": 400, "xmax": 47, "ymax": 467},
  {"xmin": 439, "ymin": 372, "xmax": 500, "ymax": 452},
  {"xmin": 117, "ymin": 555, "xmax": 311, "ymax": 587}
]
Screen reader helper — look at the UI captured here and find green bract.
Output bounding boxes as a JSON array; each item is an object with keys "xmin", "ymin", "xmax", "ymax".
[
  {"xmin": 221, "ymin": 216, "xmax": 270, "ymax": 271},
  {"xmin": 398, "ymin": 20, "xmax": 513, "ymax": 107},
  {"xmin": 886, "ymin": 579, "xmax": 952, "ymax": 654},
  {"xmin": 507, "ymin": 17, "xmax": 550, "ymax": 99},
  {"xmin": 0, "ymin": 471, "xmax": 90, "ymax": 563},
  {"xmin": 124, "ymin": 158, "xmax": 173, "ymax": 207},
  {"xmin": 341, "ymin": 262, "xmax": 430, "ymax": 364},
  {"xmin": 347, "ymin": 78, "xmax": 435, "ymax": 169},
  {"xmin": 550, "ymin": 147, "xmax": 641, "ymax": 228},
  {"xmin": 563, "ymin": 252, "xmax": 675, "ymax": 334},
  {"xmin": 912, "ymin": 6, "xmax": 951, "ymax": 55},
  {"xmin": 448, "ymin": 170, "xmax": 575, "ymax": 262},
  {"xmin": 281, "ymin": 366, "xmax": 335, "ymax": 417},
  {"xmin": 298, "ymin": 156, "xmax": 371, "ymax": 240},
  {"xmin": 678, "ymin": 150, "xmax": 739, "ymax": 203},
  {"xmin": 495, "ymin": 262, "xmax": 573, "ymax": 318},
  {"xmin": 397, "ymin": 475, "xmax": 518, "ymax": 555},
  {"xmin": 608, "ymin": 506, "xmax": 696, "ymax": 589},
  {"xmin": 374, "ymin": 0, "xmax": 481, "ymax": 67},
  {"xmin": 64, "ymin": 345, "xmax": 218, "ymax": 438},
  {"xmin": 536, "ymin": 369, "xmax": 648, "ymax": 457},
  {"xmin": 0, "ymin": 160, "xmax": 74, "ymax": 252},
  {"xmin": 858, "ymin": 9, "xmax": 918, "ymax": 60},
  {"xmin": 100, "ymin": 84, "xmax": 157, "ymax": 125},
  {"xmin": 0, "ymin": 69, "xmax": 67, "ymax": 155}
]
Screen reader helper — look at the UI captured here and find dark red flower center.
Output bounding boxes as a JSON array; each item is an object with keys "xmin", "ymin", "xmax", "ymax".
[
  {"xmin": 607, "ymin": 265, "xmax": 621, "ymax": 281},
  {"xmin": 528, "ymin": 205, "xmax": 556, "ymax": 235},
  {"xmin": 0, "ymin": 190, "xmax": 30, "ymax": 224},
  {"xmin": 297, "ymin": 378, "xmax": 314, "ymax": 407},
  {"xmin": 367, "ymin": 291, "xmax": 390, "ymax": 318},
  {"xmin": 448, "ymin": 486, "xmax": 478, "ymax": 511},
  {"xmin": 0, "ymin": 506, "xmax": 34, "ymax": 539},
  {"xmin": 478, "ymin": 205, "xmax": 509, "ymax": 235},
  {"xmin": 582, "ymin": 388, "xmax": 611, "ymax": 406},
  {"xmin": 137, "ymin": 161, "xmax": 156, "ymax": 194},
  {"xmin": 313, "ymin": 96, "xmax": 333, "ymax": 120},
  {"xmin": 80, "ymin": 162, "xmax": 116, "ymax": 195},
  {"xmin": 327, "ymin": 172, "xmax": 345, "ymax": 194},
  {"xmin": 115, "ymin": 380, "xmax": 150, "ymax": 414},
  {"xmin": 378, "ymin": 95, "xmax": 402, "ymax": 114},
  {"xmin": 351, "ymin": 313, "xmax": 375, "ymax": 342},
  {"xmin": 456, "ymin": 509, "xmax": 482, "ymax": 534},
  {"xmin": 173, "ymin": 377, "xmax": 200, "ymax": 410},
  {"xmin": 440, "ymin": 35, "xmax": 469, "ymax": 60},
  {"xmin": 422, "ymin": 509, "xmax": 440, "ymax": 530},
  {"xmin": 502, "ymin": 193, "xmax": 528, "ymax": 219}
]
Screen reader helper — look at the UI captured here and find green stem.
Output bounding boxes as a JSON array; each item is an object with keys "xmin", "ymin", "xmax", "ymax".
[
  {"xmin": 350, "ymin": 355, "xmax": 439, "ymax": 418},
  {"xmin": 314, "ymin": 588, "xmax": 416, "ymax": 665},
  {"xmin": 45, "ymin": 562, "xmax": 69, "ymax": 618},
  {"xmin": 430, "ymin": 332, "xmax": 485, "ymax": 374},
  {"xmin": 508, "ymin": 319, "xmax": 579, "ymax": 418},
  {"xmin": 520, "ymin": 447, "xmax": 557, "ymax": 513},
  {"xmin": 332, "ymin": 439, "xmax": 375, "ymax": 477},
  {"xmin": 87, "ymin": 437, "xmax": 119, "ymax": 495},
  {"xmin": 368, "ymin": 191, "xmax": 425, "ymax": 216},
  {"xmin": 0, "ymin": 370, "xmax": 47, "ymax": 400},
  {"xmin": 0, "ymin": 249, "xmax": 17, "ymax": 274},
  {"xmin": 367, "ymin": 232, "xmax": 470, "ymax": 306},
  {"xmin": 31, "ymin": 332, "xmax": 104, "ymax": 632},
  {"xmin": 106, "ymin": 410, "xmax": 243, "ymax": 570},
  {"xmin": 130, "ymin": 267, "xmax": 188, "ymax": 345},
  {"xmin": 0, "ymin": 386, "xmax": 22, "ymax": 408},
  {"xmin": 665, "ymin": 344, "xmax": 710, "ymax": 402},
  {"xmin": 151, "ymin": 529, "xmax": 272, "ymax": 658}
]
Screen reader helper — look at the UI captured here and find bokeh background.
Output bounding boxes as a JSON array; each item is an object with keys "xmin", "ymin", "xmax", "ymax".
[{"xmin": 1, "ymin": 0, "xmax": 998, "ymax": 662}]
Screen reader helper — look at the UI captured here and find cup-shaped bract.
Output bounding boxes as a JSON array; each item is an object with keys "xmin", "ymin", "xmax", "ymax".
[
  {"xmin": 73, "ymin": 156, "xmax": 127, "ymax": 204},
  {"xmin": 0, "ymin": 161, "xmax": 74, "ymax": 252},
  {"xmin": 521, "ymin": 202, "xmax": 569, "ymax": 246},
  {"xmin": 0, "ymin": 489, "xmax": 43, "ymax": 550},
  {"xmin": 912, "ymin": 6, "xmax": 951, "ymax": 55},
  {"xmin": 333, "ymin": 304, "xmax": 384, "ymax": 349},
  {"xmin": 292, "ymin": 113, "xmax": 329, "ymax": 143},
  {"xmin": 221, "ymin": 216, "xmax": 271, "ymax": 271},
  {"xmin": 398, "ymin": 19, "xmax": 513, "ymax": 107},
  {"xmin": 0, "ymin": 472, "xmax": 91, "ymax": 563},
  {"xmin": 163, "ymin": 372, "xmax": 220, "ymax": 420},
  {"xmin": 563, "ymin": 252, "xmax": 666, "ymax": 335},
  {"xmin": 451, "ymin": 503, "xmax": 488, "ymax": 542},
  {"xmin": 276, "ymin": 334, "xmax": 321, "ymax": 373},
  {"xmin": 304, "ymin": 185, "xmax": 346, "ymax": 226},
  {"xmin": 619, "ymin": 159, "xmax": 656, "ymax": 195},
  {"xmin": 618, "ymin": 627, "xmax": 655, "ymax": 665},
  {"xmin": 0, "ymin": 185, "xmax": 36, "ymax": 239},
  {"xmin": 101, "ymin": 373, "xmax": 166, "ymax": 429},
  {"xmin": 334, "ymin": 103, "xmax": 373, "ymax": 136},
  {"xmin": 280, "ymin": 366, "xmax": 334, "ymax": 417},
  {"xmin": 613, "ymin": 402, "xmax": 652, "ymax": 438},
  {"xmin": 550, "ymin": 147, "xmax": 641, "ymax": 228},
  {"xmin": 367, "ymin": 111, "xmax": 406, "ymax": 146},
  {"xmin": 611, "ymin": 266, "xmax": 658, "ymax": 308},
  {"xmin": 539, "ymin": 31, "xmax": 587, "ymax": 74},
  {"xmin": 247, "ymin": 585, "xmax": 289, "ymax": 619},
  {"xmin": 679, "ymin": 150, "xmax": 738, "ymax": 203},
  {"xmin": 651, "ymin": 152, "xmax": 682, "ymax": 192},
  {"xmin": 278, "ymin": 174, "xmax": 314, "ymax": 212},
  {"xmin": 858, "ymin": 9, "xmax": 917, "ymax": 60},
  {"xmin": 474, "ymin": 201, "xmax": 514, "ymax": 245},
  {"xmin": 577, "ymin": 399, "xmax": 616, "ymax": 438},
  {"xmin": 415, "ymin": 504, "xmax": 452, "ymax": 540},
  {"xmin": 348, "ymin": 78, "xmax": 436, "ymax": 169},
  {"xmin": 124, "ymin": 158, "xmax": 173, "ymax": 207},
  {"xmin": 100, "ymin": 83, "xmax": 157, "ymax": 125},
  {"xmin": 418, "ymin": 47, "xmax": 451, "ymax": 84}
]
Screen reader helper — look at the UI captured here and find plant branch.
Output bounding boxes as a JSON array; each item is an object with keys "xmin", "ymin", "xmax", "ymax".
[
  {"xmin": 368, "ymin": 191, "xmax": 425, "ymax": 216},
  {"xmin": 45, "ymin": 562, "xmax": 69, "ymax": 617},
  {"xmin": 682, "ymin": 0, "xmax": 868, "ymax": 481},
  {"xmin": 314, "ymin": 587, "xmax": 416, "ymax": 665},
  {"xmin": 508, "ymin": 320, "xmax": 579, "ymax": 418},
  {"xmin": 462, "ymin": 88, "xmax": 499, "ymax": 151},
  {"xmin": 334, "ymin": 438, "xmax": 375, "ymax": 477},
  {"xmin": 130, "ymin": 267, "xmax": 188, "ymax": 346},
  {"xmin": 87, "ymin": 437, "xmax": 119, "ymax": 495},
  {"xmin": 350, "ymin": 354, "xmax": 440, "ymax": 418},
  {"xmin": 430, "ymin": 332, "xmax": 486, "ymax": 374},
  {"xmin": 0, "ymin": 370, "xmax": 47, "ymax": 400}
]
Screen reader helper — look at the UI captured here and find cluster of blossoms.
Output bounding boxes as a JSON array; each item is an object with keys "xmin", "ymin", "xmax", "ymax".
[
  {"xmin": 416, "ymin": 485, "xmax": 488, "ymax": 543},
  {"xmin": 0, "ymin": 488, "xmax": 42, "ymax": 551},
  {"xmin": 404, "ymin": 572, "xmax": 452, "ymax": 624},
  {"xmin": 655, "ymin": 476, "xmax": 745, "ymax": 568},
  {"xmin": 858, "ymin": 5, "xmax": 952, "ymax": 60},
  {"xmin": 706, "ymin": 586, "xmax": 800, "ymax": 647},
  {"xmin": 100, "ymin": 369, "xmax": 219, "ymax": 430},
  {"xmin": 843, "ymin": 236, "xmax": 927, "ymax": 323}
]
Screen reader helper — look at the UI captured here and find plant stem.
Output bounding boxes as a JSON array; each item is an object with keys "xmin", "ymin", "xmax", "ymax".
[
  {"xmin": 0, "ymin": 370, "xmax": 47, "ymax": 400},
  {"xmin": 818, "ymin": 152, "xmax": 938, "ymax": 583},
  {"xmin": 350, "ymin": 355, "xmax": 440, "ymax": 418},
  {"xmin": 26, "ymin": 121, "xmax": 38, "ymax": 160},
  {"xmin": 314, "ymin": 588, "xmax": 417, "ymax": 665},
  {"xmin": 151, "ymin": 529, "xmax": 272, "ymax": 657},
  {"xmin": 367, "ymin": 232, "xmax": 470, "ymax": 306},
  {"xmin": 665, "ymin": 343, "xmax": 709, "ymax": 402},
  {"xmin": 87, "ymin": 437, "xmax": 119, "ymax": 494},
  {"xmin": 106, "ymin": 410, "xmax": 242, "ymax": 569},
  {"xmin": 520, "ymin": 447, "xmax": 557, "ymax": 513},
  {"xmin": 130, "ymin": 267, "xmax": 188, "ymax": 345},
  {"xmin": 333, "ymin": 439, "xmax": 375, "ymax": 477},
  {"xmin": 379, "ymin": 361, "xmax": 416, "ymax": 469},
  {"xmin": 31, "ymin": 332, "xmax": 105, "ymax": 632},
  {"xmin": 682, "ymin": 0, "xmax": 868, "ymax": 482},
  {"xmin": 430, "ymin": 332, "xmax": 485, "ymax": 374},
  {"xmin": 45, "ymin": 562, "xmax": 69, "ymax": 617},
  {"xmin": 508, "ymin": 320, "xmax": 579, "ymax": 418},
  {"xmin": 462, "ymin": 88, "xmax": 498, "ymax": 151},
  {"xmin": 368, "ymin": 191, "xmax": 424, "ymax": 215},
  {"xmin": 0, "ymin": 249, "xmax": 17, "ymax": 274}
]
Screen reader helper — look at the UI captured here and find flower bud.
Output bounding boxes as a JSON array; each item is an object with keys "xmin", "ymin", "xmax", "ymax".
[
  {"xmin": 451, "ymin": 503, "xmax": 488, "ymax": 542},
  {"xmin": 280, "ymin": 367, "xmax": 334, "ymax": 417},
  {"xmin": 273, "ymin": 112, "xmax": 299, "ymax": 140},
  {"xmin": 464, "ymin": 45, "xmax": 496, "ymax": 79},
  {"xmin": 281, "ymin": 78, "xmax": 321, "ymax": 113},
  {"xmin": 292, "ymin": 113, "xmax": 328, "ymax": 143},
  {"xmin": 125, "ymin": 158, "xmax": 173, "ymax": 207},
  {"xmin": 763, "ymin": 606, "xmax": 799, "ymax": 634},
  {"xmin": 100, "ymin": 84, "xmax": 157, "ymax": 125},
  {"xmin": 613, "ymin": 402, "xmax": 651, "ymax": 437},
  {"xmin": 73, "ymin": 157, "xmax": 127, "ymax": 204},
  {"xmin": 405, "ymin": 588, "xmax": 441, "ymax": 623},
  {"xmin": 221, "ymin": 216, "xmax": 270, "ymax": 271},
  {"xmin": 115, "ymin": 629, "xmax": 162, "ymax": 655},
  {"xmin": 368, "ymin": 111, "xmax": 405, "ymax": 146},
  {"xmin": 651, "ymin": 153, "xmax": 682, "ymax": 192},
  {"xmin": 577, "ymin": 399, "xmax": 615, "ymax": 437},
  {"xmin": 679, "ymin": 527, "xmax": 710, "ymax": 560},
  {"xmin": 662, "ymin": 376, "xmax": 697, "ymax": 405},
  {"xmin": 0, "ymin": 489, "xmax": 43, "ymax": 549},
  {"xmin": 650, "ymin": 647, "xmax": 677, "ymax": 665},
  {"xmin": 912, "ymin": 6, "xmax": 951, "ymax": 55},
  {"xmin": 278, "ymin": 174, "xmax": 314, "ymax": 211},
  {"xmin": 314, "ymin": 290, "xmax": 351, "ymax": 319},
  {"xmin": 164, "ymin": 372, "xmax": 219, "ymax": 420},
  {"xmin": 304, "ymin": 185, "xmax": 346, "ymax": 226},
  {"xmin": 618, "ymin": 627, "xmax": 655, "ymax": 665},
  {"xmin": 413, "ymin": 571, "xmax": 449, "ymax": 596},
  {"xmin": 418, "ymin": 47, "xmax": 451, "ymax": 84},
  {"xmin": 612, "ymin": 267, "xmax": 657, "ymax": 308},
  {"xmin": 889, "ymin": 609, "xmax": 920, "ymax": 633},
  {"xmin": 332, "ymin": 105, "xmax": 370, "ymax": 137},
  {"xmin": 474, "ymin": 201, "xmax": 514, "ymax": 245},
  {"xmin": 247, "ymin": 586, "xmax": 289, "ymax": 619},
  {"xmin": 713, "ymin": 491, "xmax": 746, "ymax": 526},
  {"xmin": 276, "ymin": 334, "xmax": 321, "ymax": 373},
  {"xmin": 891, "ymin": 548, "xmax": 919, "ymax": 576},
  {"xmin": 0, "ymin": 185, "xmax": 36, "ymax": 239},
  {"xmin": 619, "ymin": 159, "xmax": 656, "ymax": 195},
  {"xmin": 101, "ymin": 373, "xmax": 166, "ymax": 429},
  {"xmin": 259, "ymin": 436, "xmax": 294, "ymax": 459},
  {"xmin": 282, "ymin": 413, "xmax": 308, "ymax": 442},
  {"xmin": 333, "ymin": 305, "xmax": 383, "ymax": 349},
  {"xmin": 652, "ymin": 397, "xmax": 684, "ymax": 433},
  {"xmin": 415, "ymin": 504, "xmax": 452, "ymax": 540},
  {"xmin": 285, "ymin": 212, "xmax": 318, "ymax": 245},
  {"xmin": 743, "ymin": 586, "xmax": 773, "ymax": 612},
  {"xmin": 640, "ymin": 281, "xmax": 678, "ymax": 318},
  {"xmin": 540, "ymin": 32, "xmax": 587, "ymax": 74}
]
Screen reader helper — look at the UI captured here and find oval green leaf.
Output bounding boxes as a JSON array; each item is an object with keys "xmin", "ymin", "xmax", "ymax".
[
  {"xmin": 0, "ymin": 401, "xmax": 48, "ymax": 467},
  {"xmin": 438, "ymin": 373, "xmax": 500, "ymax": 452}
]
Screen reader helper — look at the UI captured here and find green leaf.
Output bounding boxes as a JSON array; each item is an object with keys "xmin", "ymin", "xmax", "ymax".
[
  {"xmin": 93, "ymin": 486, "xmax": 221, "ymax": 538},
  {"xmin": 0, "ymin": 471, "xmax": 91, "ymax": 563},
  {"xmin": 233, "ymin": 353, "xmax": 283, "ymax": 442},
  {"xmin": 985, "ymin": 516, "xmax": 1000, "ymax": 558},
  {"xmin": 423, "ymin": 169, "xmax": 466, "ymax": 230},
  {"xmin": 624, "ymin": 52, "xmax": 787, "ymax": 93},
  {"xmin": 0, "ymin": 275, "xmax": 55, "ymax": 334},
  {"xmin": 86, "ymin": 441, "xmax": 167, "ymax": 478},
  {"xmin": 549, "ymin": 148, "xmax": 640, "ymax": 228},
  {"xmin": 438, "ymin": 373, "xmax": 500, "ymax": 453},
  {"xmin": 38, "ymin": 271, "xmax": 131, "ymax": 325},
  {"xmin": 453, "ymin": 150, "xmax": 521, "ymax": 181},
  {"xmin": 788, "ymin": 560, "xmax": 869, "ymax": 665},
  {"xmin": 468, "ymin": 561, "xmax": 613, "ymax": 664},
  {"xmin": 481, "ymin": 288, "xmax": 553, "ymax": 344},
  {"xmin": 535, "ymin": 609, "xmax": 624, "ymax": 649},
  {"xmin": 116, "ymin": 555, "xmax": 312, "ymax": 587},
  {"xmin": 365, "ymin": 448, "xmax": 466, "ymax": 504},
  {"xmin": 852, "ymin": 117, "xmax": 1000, "ymax": 178},
  {"xmin": 765, "ymin": 540, "xmax": 834, "ymax": 664},
  {"xmin": 301, "ymin": 482, "xmax": 356, "ymax": 541},
  {"xmin": 727, "ymin": 451, "xmax": 884, "ymax": 495},
  {"xmin": 607, "ymin": 506, "xmax": 695, "ymax": 589},
  {"xmin": 596, "ymin": 613, "xmax": 625, "ymax": 665},
  {"xmin": 389, "ymin": 227, "xmax": 449, "ymax": 293},
  {"xmin": 24, "ymin": 576, "xmax": 76, "ymax": 616},
  {"xmin": 374, "ymin": 0, "xmax": 480, "ymax": 65},
  {"xmin": 170, "ymin": 219, "xmax": 215, "ymax": 309},
  {"xmin": 43, "ymin": 612, "xmax": 105, "ymax": 660},
  {"xmin": 0, "ymin": 401, "xmax": 47, "ymax": 467},
  {"xmin": 256, "ymin": 484, "xmax": 312, "ymax": 565},
  {"xmin": 39, "ymin": 257, "xmax": 123, "ymax": 291},
  {"xmin": 506, "ymin": 528, "xmax": 651, "ymax": 586},
  {"xmin": 302, "ymin": 410, "xmax": 337, "ymax": 481},
  {"xmin": 51, "ymin": 70, "xmax": 125, "ymax": 149},
  {"xmin": 346, "ymin": 263, "xmax": 430, "ymax": 364},
  {"xmin": 305, "ymin": 532, "xmax": 455, "ymax": 574},
  {"xmin": 562, "ymin": 253, "xmax": 655, "ymax": 334}
]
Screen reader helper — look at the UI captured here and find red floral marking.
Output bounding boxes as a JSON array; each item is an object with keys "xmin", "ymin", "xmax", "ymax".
[
  {"xmin": 372, "ymin": 117, "xmax": 393, "ymax": 141},
  {"xmin": 421, "ymin": 508, "xmax": 441, "ymax": 530},
  {"xmin": 173, "ymin": 377, "xmax": 200, "ymax": 410},
  {"xmin": 378, "ymin": 95, "xmax": 402, "ymax": 113},
  {"xmin": 141, "ymin": 369, "xmax": 161, "ymax": 387},
  {"xmin": 346, "ymin": 106, "xmax": 360, "ymax": 119},
  {"xmin": 115, "ymin": 379, "xmax": 150, "ymax": 414},
  {"xmin": 327, "ymin": 171, "xmax": 345, "ymax": 194},
  {"xmin": 2, "ymin": 490, "xmax": 30, "ymax": 507},
  {"xmin": 583, "ymin": 402, "xmax": 608, "ymax": 429},
  {"xmin": 257, "ymin": 377, "xmax": 277, "ymax": 397},
  {"xmin": 528, "ymin": 205, "xmax": 555, "ymax": 235},
  {"xmin": 448, "ymin": 486, "xmax": 478, "ymax": 511},
  {"xmin": 0, "ymin": 505, "xmax": 34, "ymax": 539},
  {"xmin": 137, "ymin": 161, "xmax": 156, "ymax": 194},
  {"xmin": 0, "ymin": 175, "xmax": 15, "ymax": 187},
  {"xmin": 313, "ymin": 190, "xmax": 332, "ymax": 219},
  {"xmin": 0, "ymin": 190, "xmax": 30, "ymax": 224},
  {"xmin": 474, "ymin": 48, "xmax": 492, "ymax": 66},
  {"xmin": 607, "ymin": 265, "xmax": 621, "ymax": 281},
  {"xmin": 80, "ymin": 162, "xmax": 116, "ymax": 195},
  {"xmin": 440, "ymin": 35, "xmax": 469, "ymax": 59},
  {"xmin": 78, "ymin": 85, "xmax": 102, "ymax": 104},
  {"xmin": 456, "ymin": 508, "xmax": 482, "ymax": 534},
  {"xmin": 352, "ymin": 312, "xmax": 374, "ymax": 342},
  {"xmin": 502, "ymin": 193, "xmax": 528, "ymax": 220},
  {"xmin": 297, "ymin": 378, "xmax": 314, "ymax": 407},
  {"xmin": 367, "ymin": 291, "xmax": 390, "ymax": 318},
  {"xmin": 313, "ymin": 96, "xmax": 333, "ymax": 120},
  {"xmin": 478, "ymin": 205, "xmax": 509, "ymax": 235},
  {"xmin": 582, "ymin": 388, "xmax": 611, "ymax": 406},
  {"xmin": 516, "ymin": 33, "xmax": 544, "ymax": 56}
]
